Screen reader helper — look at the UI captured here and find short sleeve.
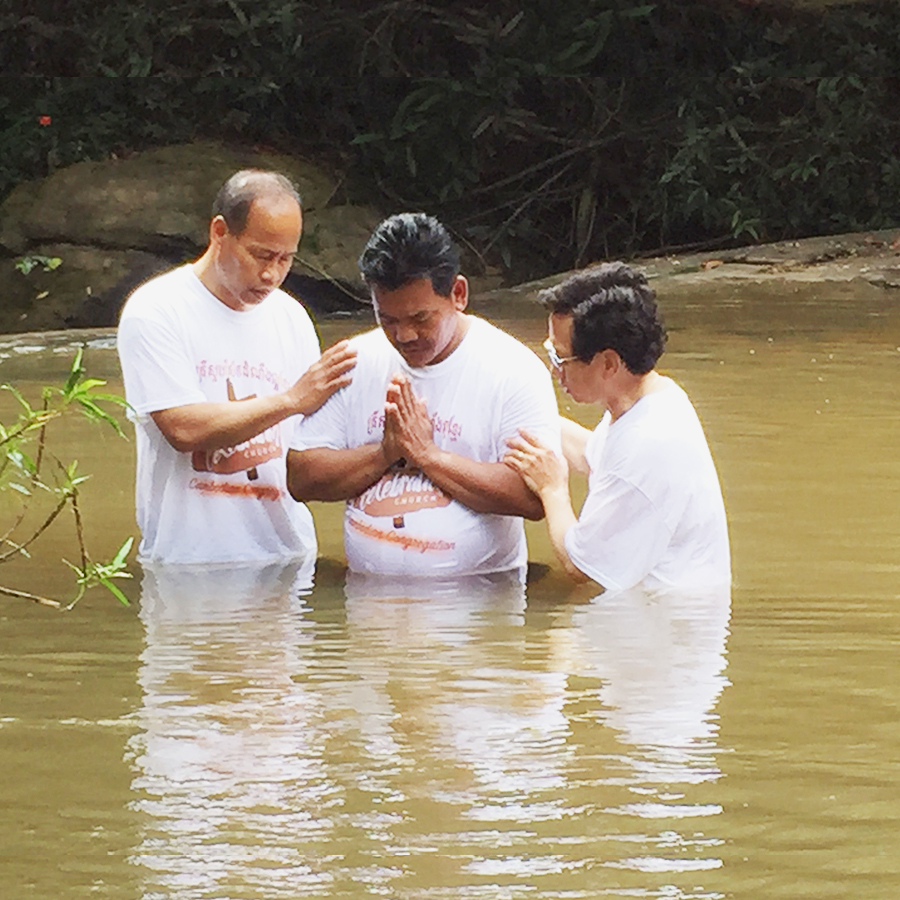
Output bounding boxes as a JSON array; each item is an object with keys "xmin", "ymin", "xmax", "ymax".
[
  {"xmin": 496, "ymin": 355, "xmax": 562, "ymax": 457},
  {"xmin": 117, "ymin": 313, "xmax": 206, "ymax": 416},
  {"xmin": 565, "ymin": 475, "xmax": 673, "ymax": 591},
  {"xmin": 281, "ymin": 299, "xmax": 322, "ymax": 383},
  {"xmin": 290, "ymin": 387, "xmax": 350, "ymax": 452}
]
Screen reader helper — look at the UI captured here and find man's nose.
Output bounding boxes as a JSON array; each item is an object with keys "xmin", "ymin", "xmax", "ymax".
[
  {"xmin": 260, "ymin": 258, "xmax": 288, "ymax": 284},
  {"xmin": 395, "ymin": 322, "xmax": 418, "ymax": 344}
]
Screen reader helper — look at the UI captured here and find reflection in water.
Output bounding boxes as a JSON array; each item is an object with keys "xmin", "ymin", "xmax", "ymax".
[
  {"xmin": 573, "ymin": 587, "xmax": 731, "ymax": 783},
  {"xmin": 342, "ymin": 569, "xmax": 570, "ymax": 818},
  {"xmin": 128, "ymin": 558, "xmax": 333, "ymax": 899},
  {"xmin": 567, "ymin": 586, "xmax": 731, "ymax": 879},
  {"xmin": 128, "ymin": 564, "xmax": 731, "ymax": 898}
]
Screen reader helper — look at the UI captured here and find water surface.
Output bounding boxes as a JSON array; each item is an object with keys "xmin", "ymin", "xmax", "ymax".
[{"xmin": 1, "ymin": 282, "xmax": 899, "ymax": 898}]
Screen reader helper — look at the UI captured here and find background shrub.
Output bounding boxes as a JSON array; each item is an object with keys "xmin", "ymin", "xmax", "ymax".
[{"xmin": 2, "ymin": 1, "xmax": 900, "ymax": 281}]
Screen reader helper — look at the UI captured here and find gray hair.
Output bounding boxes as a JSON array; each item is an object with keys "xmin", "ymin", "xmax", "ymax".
[{"xmin": 211, "ymin": 170, "xmax": 301, "ymax": 234}]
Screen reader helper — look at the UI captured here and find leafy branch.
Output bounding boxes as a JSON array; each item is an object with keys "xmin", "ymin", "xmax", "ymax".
[{"xmin": 0, "ymin": 347, "xmax": 134, "ymax": 609}]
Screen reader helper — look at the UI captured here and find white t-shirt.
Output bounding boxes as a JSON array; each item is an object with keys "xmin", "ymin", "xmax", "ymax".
[
  {"xmin": 565, "ymin": 379, "xmax": 730, "ymax": 592},
  {"xmin": 117, "ymin": 265, "xmax": 320, "ymax": 565},
  {"xmin": 292, "ymin": 317, "xmax": 561, "ymax": 576}
]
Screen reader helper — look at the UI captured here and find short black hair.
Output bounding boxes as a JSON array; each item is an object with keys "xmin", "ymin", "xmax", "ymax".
[
  {"xmin": 538, "ymin": 262, "xmax": 666, "ymax": 374},
  {"xmin": 358, "ymin": 212, "xmax": 460, "ymax": 296},
  {"xmin": 211, "ymin": 170, "xmax": 301, "ymax": 234}
]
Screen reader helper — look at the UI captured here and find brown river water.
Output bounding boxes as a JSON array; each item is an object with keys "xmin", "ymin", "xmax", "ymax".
[{"xmin": 0, "ymin": 281, "xmax": 899, "ymax": 899}]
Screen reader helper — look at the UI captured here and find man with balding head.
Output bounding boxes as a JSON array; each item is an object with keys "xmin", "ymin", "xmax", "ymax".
[{"xmin": 117, "ymin": 170, "xmax": 356, "ymax": 565}]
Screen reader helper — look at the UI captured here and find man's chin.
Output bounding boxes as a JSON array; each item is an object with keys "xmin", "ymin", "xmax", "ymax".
[
  {"xmin": 396, "ymin": 346, "xmax": 432, "ymax": 368},
  {"xmin": 243, "ymin": 288, "xmax": 273, "ymax": 306}
]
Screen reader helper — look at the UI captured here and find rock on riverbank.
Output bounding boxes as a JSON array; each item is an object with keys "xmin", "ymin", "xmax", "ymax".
[
  {"xmin": 3, "ymin": 140, "xmax": 900, "ymax": 335},
  {"xmin": 0, "ymin": 142, "xmax": 380, "ymax": 334},
  {"xmin": 474, "ymin": 229, "xmax": 900, "ymax": 314}
]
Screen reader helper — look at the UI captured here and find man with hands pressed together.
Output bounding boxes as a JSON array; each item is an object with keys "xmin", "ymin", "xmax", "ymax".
[
  {"xmin": 505, "ymin": 263, "xmax": 730, "ymax": 593},
  {"xmin": 287, "ymin": 213, "xmax": 560, "ymax": 577}
]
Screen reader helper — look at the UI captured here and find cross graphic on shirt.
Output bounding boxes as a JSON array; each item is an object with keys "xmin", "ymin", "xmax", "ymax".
[{"xmin": 227, "ymin": 379, "xmax": 258, "ymax": 481}]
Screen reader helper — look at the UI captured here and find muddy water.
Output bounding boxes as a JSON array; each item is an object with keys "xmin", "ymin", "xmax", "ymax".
[{"xmin": 1, "ymin": 282, "xmax": 899, "ymax": 899}]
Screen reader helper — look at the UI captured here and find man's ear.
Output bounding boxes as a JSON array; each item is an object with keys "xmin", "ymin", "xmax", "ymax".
[
  {"xmin": 598, "ymin": 348, "xmax": 622, "ymax": 377},
  {"xmin": 450, "ymin": 274, "xmax": 469, "ymax": 312},
  {"xmin": 209, "ymin": 215, "xmax": 229, "ymax": 244}
]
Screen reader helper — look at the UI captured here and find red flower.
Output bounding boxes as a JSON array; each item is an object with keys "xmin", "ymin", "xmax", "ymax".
[{"xmin": 38, "ymin": 115, "xmax": 52, "ymax": 126}]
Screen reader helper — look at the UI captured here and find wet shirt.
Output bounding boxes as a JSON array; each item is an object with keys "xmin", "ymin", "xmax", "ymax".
[
  {"xmin": 292, "ymin": 317, "xmax": 561, "ymax": 576},
  {"xmin": 117, "ymin": 265, "xmax": 320, "ymax": 564},
  {"xmin": 565, "ymin": 379, "xmax": 731, "ymax": 592}
]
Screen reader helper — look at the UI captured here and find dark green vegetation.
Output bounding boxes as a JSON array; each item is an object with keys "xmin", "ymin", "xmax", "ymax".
[{"xmin": 2, "ymin": 1, "xmax": 900, "ymax": 281}]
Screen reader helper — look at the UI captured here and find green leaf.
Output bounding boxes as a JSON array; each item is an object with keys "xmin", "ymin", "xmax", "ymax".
[
  {"xmin": 1, "ymin": 383, "xmax": 34, "ymax": 416},
  {"xmin": 14, "ymin": 255, "xmax": 62, "ymax": 275},
  {"xmin": 350, "ymin": 132, "xmax": 384, "ymax": 145},
  {"xmin": 63, "ymin": 347, "xmax": 86, "ymax": 397},
  {"xmin": 10, "ymin": 450, "xmax": 37, "ymax": 475},
  {"xmin": 89, "ymin": 391, "xmax": 128, "ymax": 407},
  {"xmin": 75, "ymin": 398, "xmax": 124, "ymax": 434},
  {"xmin": 98, "ymin": 576, "xmax": 131, "ymax": 607},
  {"xmin": 620, "ymin": 4, "xmax": 656, "ymax": 18},
  {"xmin": 111, "ymin": 537, "xmax": 134, "ymax": 568},
  {"xmin": 73, "ymin": 378, "xmax": 107, "ymax": 394},
  {"xmin": 500, "ymin": 11, "xmax": 524, "ymax": 37}
]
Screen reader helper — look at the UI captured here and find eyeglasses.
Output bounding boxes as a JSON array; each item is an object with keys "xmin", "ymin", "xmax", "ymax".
[{"xmin": 543, "ymin": 338, "xmax": 578, "ymax": 369}]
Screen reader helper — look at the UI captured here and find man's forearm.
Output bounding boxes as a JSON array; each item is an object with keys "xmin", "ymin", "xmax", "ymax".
[
  {"xmin": 539, "ymin": 485, "xmax": 590, "ymax": 582},
  {"xmin": 152, "ymin": 394, "xmax": 297, "ymax": 453},
  {"xmin": 420, "ymin": 450, "xmax": 544, "ymax": 519},
  {"xmin": 286, "ymin": 444, "xmax": 391, "ymax": 502},
  {"xmin": 151, "ymin": 340, "xmax": 357, "ymax": 453},
  {"xmin": 560, "ymin": 417, "xmax": 592, "ymax": 475}
]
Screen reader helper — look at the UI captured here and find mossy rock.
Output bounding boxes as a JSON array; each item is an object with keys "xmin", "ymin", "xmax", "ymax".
[
  {"xmin": 0, "ymin": 142, "xmax": 384, "ymax": 331},
  {"xmin": 0, "ymin": 141, "xmax": 339, "ymax": 255},
  {"xmin": 0, "ymin": 244, "xmax": 170, "ymax": 334}
]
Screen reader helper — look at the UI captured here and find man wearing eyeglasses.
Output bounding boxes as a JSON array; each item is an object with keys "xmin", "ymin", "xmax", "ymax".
[
  {"xmin": 287, "ymin": 212, "xmax": 560, "ymax": 577},
  {"xmin": 505, "ymin": 262, "xmax": 731, "ymax": 593}
]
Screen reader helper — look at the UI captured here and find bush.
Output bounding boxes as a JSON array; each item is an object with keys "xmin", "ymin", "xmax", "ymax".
[
  {"xmin": 0, "ymin": 348, "xmax": 132, "ymax": 609},
  {"xmin": 2, "ymin": 2, "xmax": 900, "ymax": 281}
]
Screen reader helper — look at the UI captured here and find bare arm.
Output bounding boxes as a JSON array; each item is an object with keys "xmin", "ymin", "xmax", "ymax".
[
  {"xmin": 152, "ymin": 341, "xmax": 356, "ymax": 452},
  {"xmin": 286, "ymin": 443, "xmax": 393, "ymax": 502},
  {"xmin": 386, "ymin": 376, "xmax": 543, "ymax": 519},
  {"xmin": 560, "ymin": 416, "xmax": 592, "ymax": 475},
  {"xmin": 424, "ymin": 451, "xmax": 544, "ymax": 518},
  {"xmin": 505, "ymin": 429, "xmax": 599, "ymax": 585},
  {"xmin": 539, "ymin": 484, "xmax": 588, "ymax": 581}
]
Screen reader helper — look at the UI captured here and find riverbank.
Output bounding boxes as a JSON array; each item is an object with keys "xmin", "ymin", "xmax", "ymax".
[
  {"xmin": 473, "ymin": 228, "xmax": 900, "ymax": 311},
  {"xmin": 4, "ymin": 136, "xmax": 899, "ymax": 334},
  {"xmin": 3, "ymin": 227, "xmax": 900, "ymax": 342}
]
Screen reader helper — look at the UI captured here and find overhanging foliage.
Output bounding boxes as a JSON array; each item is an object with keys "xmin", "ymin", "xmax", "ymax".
[{"xmin": 2, "ymin": 1, "xmax": 900, "ymax": 280}]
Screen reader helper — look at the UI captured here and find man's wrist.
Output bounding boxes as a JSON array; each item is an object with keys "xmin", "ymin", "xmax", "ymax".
[
  {"xmin": 276, "ymin": 389, "xmax": 298, "ymax": 419},
  {"xmin": 379, "ymin": 439, "xmax": 400, "ymax": 472},
  {"xmin": 541, "ymin": 482, "xmax": 572, "ymax": 509},
  {"xmin": 411, "ymin": 442, "xmax": 442, "ymax": 474}
]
